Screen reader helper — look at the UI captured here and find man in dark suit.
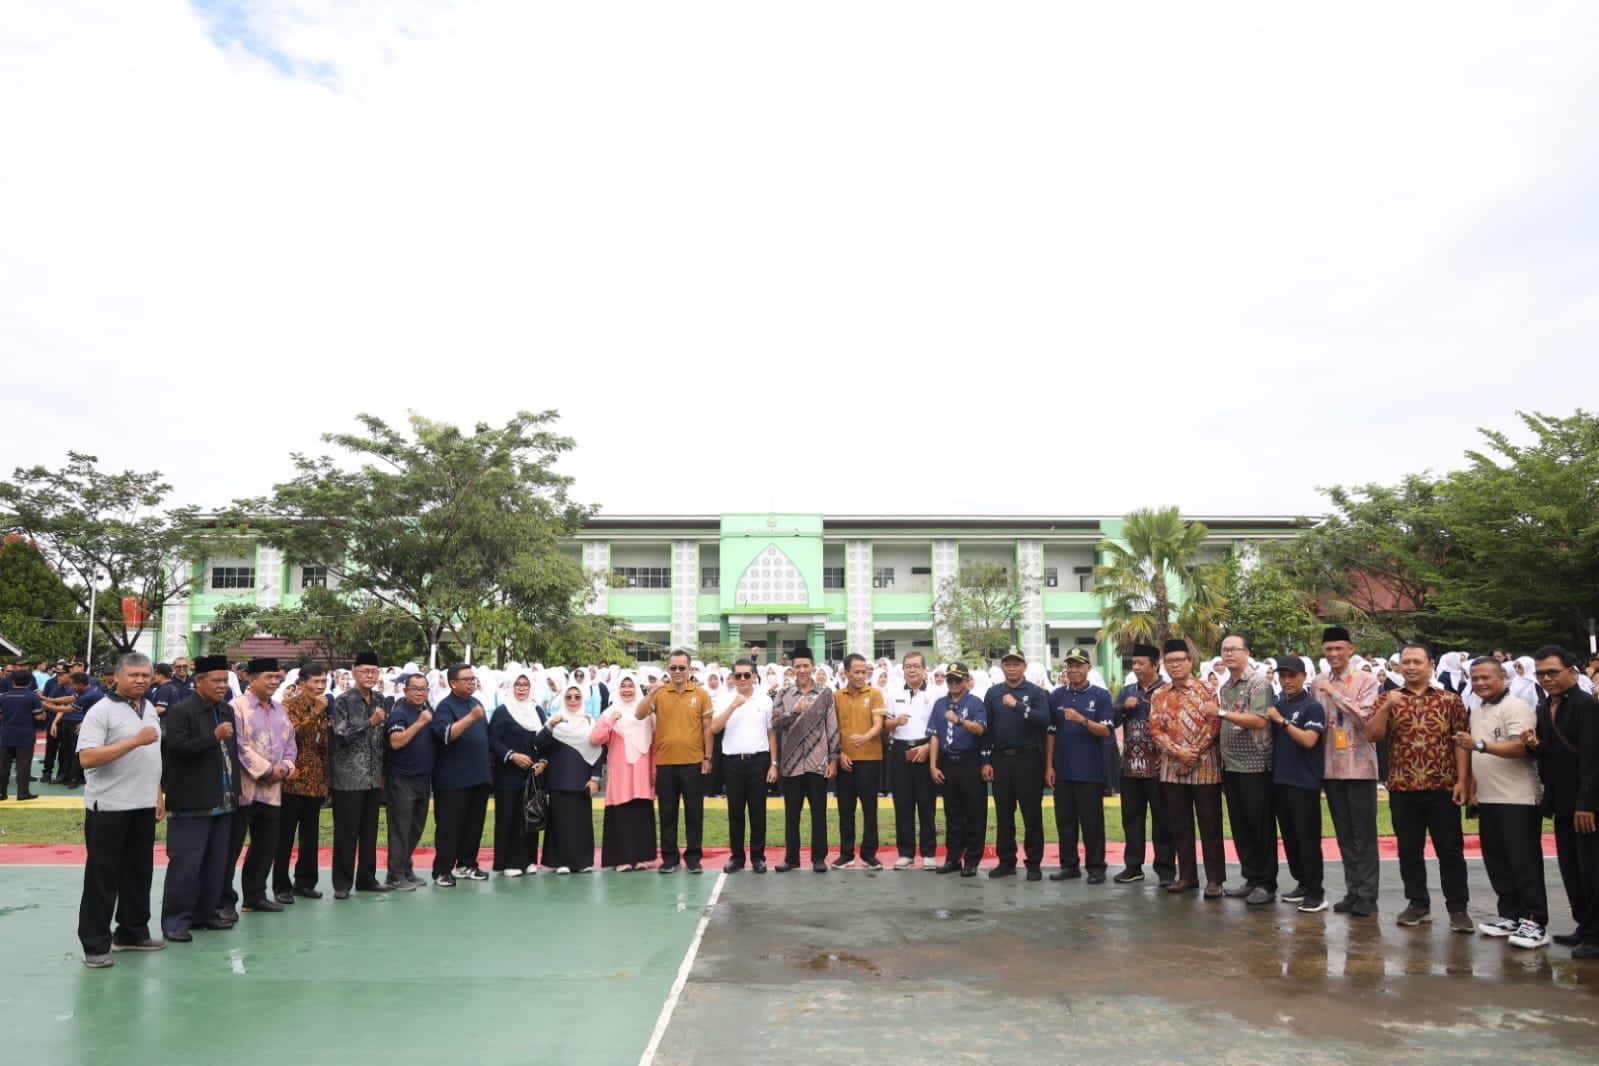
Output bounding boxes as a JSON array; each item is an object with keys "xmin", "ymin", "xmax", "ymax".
[{"xmin": 1523, "ymin": 644, "xmax": 1599, "ymax": 959}]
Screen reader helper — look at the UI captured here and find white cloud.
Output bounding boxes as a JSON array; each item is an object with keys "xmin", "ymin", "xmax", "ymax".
[{"xmin": 3, "ymin": 1, "xmax": 1595, "ymax": 518}]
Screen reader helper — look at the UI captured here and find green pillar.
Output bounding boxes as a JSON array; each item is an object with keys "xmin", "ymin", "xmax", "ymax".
[
  {"xmin": 723, "ymin": 620, "xmax": 741, "ymax": 650},
  {"xmin": 767, "ymin": 629, "xmax": 779, "ymax": 660},
  {"xmin": 809, "ymin": 623, "xmax": 825, "ymax": 658}
]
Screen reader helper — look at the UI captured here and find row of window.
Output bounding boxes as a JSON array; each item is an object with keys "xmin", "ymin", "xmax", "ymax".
[{"xmin": 210, "ymin": 566, "xmax": 327, "ymax": 591}]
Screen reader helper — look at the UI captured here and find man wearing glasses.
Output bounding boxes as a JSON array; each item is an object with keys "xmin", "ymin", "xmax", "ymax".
[
  {"xmin": 1313, "ymin": 625, "xmax": 1383, "ymax": 918},
  {"xmin": 637, "ymin": 649, "xmax": 714, "ymax": 874},
  {"xmin": 1150, "ymin": 639, "xmax": 1226, "ymax": 896},
  {"xmin": 710, "ymin": 660, "xmax": 777, "ymax": 872},
  {"xmin": 1522, "ymin": 645, "xmax": 1599, "ymax": 958}
]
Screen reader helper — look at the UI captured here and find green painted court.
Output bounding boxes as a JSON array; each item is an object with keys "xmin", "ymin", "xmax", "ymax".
[{"xmin": 6, "ymin": 860, "xmax": 1599, "ymax": 1065}]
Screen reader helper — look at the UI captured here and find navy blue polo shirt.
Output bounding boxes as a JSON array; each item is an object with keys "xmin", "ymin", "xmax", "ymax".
[
  {"xmin": 0, "ymin": 687, "xmax": 43, "ymax": 746},
  {"xmin": 927, "ymin": 693, "xmax": 987, "ymax": 756},
  {"xmin": 1271, "ymin": 690, "xmax": 1326, "ymax": 790},
  {"xmin": 1049, "ymin": 683, "xmax": 1114, "ymax": 783},
  {"xmin": 429, "ymin": 693, "xmax": 490, "ymax": 789},
  {"xmin": 64, "ymin": 685, "xmax": 102, "ymax": 724},
  {"xmin": 386, "ymin": 701, "xmax": 437, "ymax": 778},
  {"xmin": 982, "ymin": 680, "xmax": 1052, "ymax": 759}
]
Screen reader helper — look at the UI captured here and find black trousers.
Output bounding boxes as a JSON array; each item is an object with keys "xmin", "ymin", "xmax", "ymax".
[
  {"xmin": 78, "ymin": 806, "xmax": 155, "ymax": 955},
  {"xmin": 331, "ymin": 787, "xmax": 382, "ymax": 891},
  {"xmin": 724, "ymin": 752, "xmax": 770, "ymax": 864},
  {"xmin": 1324, "ymin": 778, "xmax": 1380, "ymax": 905},
  {"xmin": 708, "ymin": 729, "xmax": 727, "ymax": 797},
  {"xmin": 1223, "ymin": 769, "xmax": 1278, "ymax": 890},
  {"xmin": 781, "ymin": 771, "xmax": 829, "ymax": 865},
  {"xmin": 57, "ymin": 720, "xmax": 82, "ymax": 785},
  {"xmin": 43, "ymin": 714, "xmax": 60, "ymax": 775},
  {"xmin": 1166, "ymin": 781, "xmax": 1226, "ymax": 885},
  {"xmin": 0, "ymin": 743, "xmax": 32, "ymax": 796},
  {"xmin": 1120, "ymin": 774, "xmax": 1175, "ymax": 880},
  {"xmin": 1054, "ymin": 779, "xmax": 1107, "ymax": 874},
  {"xmin": 939, "ymin": 755, "xmax": 986, "ymax": 868},
  {"xmin": 1553, "ymin": 815, "xmax": 1599, "ymax": 943},
  {"xmin": 219, "ymin": 807, "xmax": 248, "ymax": 908},
  {"xmin": 656, "ymin": 763, "xmax": 705, "ymax": 866},
  {"xmin": 162, "ymin": 812, "xmax": 231, "ymax": 933},
  {"xmin": 239, "ymin": 803, "xmax": 280, "ymax": 903},
  {"xmin": 386, "ymin": 774, "xmax": 430, "ymax": 881},
  {"xmin": 1390, "ymin": 788, "xmax": 1469, "ymax": 913},
  {"xmin": 836, "ymin": 759, "xmax": 881, "ymax": 862},
  {"xmin": 1275, "ymin": 784, "xmax": 1324, "ymax": 897},
  {"xmin": 1478, "ymin": 803, "xmax": 1547, "ymax": 924},
  {"xmin": 991, "ymin": 747, "xmax": 1044, "ymax": 869},
  {"xmin": 889, "ymin": 741, "xmax": 937, "ymax": 859},
  {"xmin": 273, "ymin": 792, "xmax": 322, "ymax": 894},
  {"xmin": 432, "ymin": 783, "xmax": 489, "ymax": 877}
]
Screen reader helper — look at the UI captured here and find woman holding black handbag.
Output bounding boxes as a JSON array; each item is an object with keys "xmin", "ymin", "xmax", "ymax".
[{"xmin": 489, "ymin": 671, "xmax": 547, "ymax": 877}]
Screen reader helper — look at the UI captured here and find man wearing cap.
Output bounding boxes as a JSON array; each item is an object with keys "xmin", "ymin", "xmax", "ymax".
[
  {"xmin": 1046, "ymin": 649, "xmax": 1115, "ymax": 883},
  {"xmin": 1216, "ymin": 634, "xmax": 1278, "ymax": 905},
  {"xmin": 770, "ymin": 646, "xmax": 839, "ymax": 873},
  {"xmin": 832, "ymin": 653, "xmax": 888, "ymax": 870},
  {"xmin": 228, "ymin": 658, "xmax": 297, "ymax": 913},
  {"xmin": 160, "ymin": 655, "xmax": 242, "ymax": 940},
  {"xmin": 1265, "ymin": 656, "xmax": 1328, "ymax": 912},
  {"xmin": 1150, "ymin": 638, "xmax": 1227, "ymax": 896},
  {"xmin": 982, "ymin": 648, "xmax": 1051, "ymax": 880},
  {"xmin": 329, "ymin": 651, "xmax": 392, "ymax": 898},
  {"xmin": 885, "ymin": 652, "xmax": 940, "ymax": 869},
  {"xmin": 928, "ymin": 663, "xmax": 989, "ymax": 875},
  {"xmin": 1113, "ymin": 644, "xmax": 1176, "ymax": 885},
  {"xmin": 1314, "ymin": 626, "xmax": 1383, "ymax": 917}
]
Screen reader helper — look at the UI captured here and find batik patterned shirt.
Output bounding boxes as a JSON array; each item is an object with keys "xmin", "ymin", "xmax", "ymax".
[
  {"xmin": 1151, "ymin": 679, "xmax": 1222, "ymax": 785},
  {"xmin": 1384, "ymin": 686, "xmax": 1469, "ymax": 792}
]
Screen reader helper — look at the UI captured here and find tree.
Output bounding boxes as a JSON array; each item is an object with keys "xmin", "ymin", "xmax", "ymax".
[
  {"xmin": 238, "ymin": 412, "xmax": 594, "ymax": 667},
  {"xmin": 1222, "ymin": 550, "xmax": 1322, "ymax": 658},
  {"xmin": 933, "ymin": 561, "xmax": 1022, "ymax": 662},
  {"xmin": 1095, "ymin": 507, "xmax": 1227, "ymax": 652},
  {"xmin": 0, "ymin": 536, "xmax": 84, "ymax": 661},
  {"xmin": 0, "ymin": 453, "xmax": 229, "ymax": 654},
  {"xmin": 204, "ymin": 587, "xmax": 425, "ymax": 667}
]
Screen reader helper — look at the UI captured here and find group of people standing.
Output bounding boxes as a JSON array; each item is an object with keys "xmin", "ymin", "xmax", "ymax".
[{"xmin": 50, "ymin": 628, "xmax": 1599, "ymax": 970}]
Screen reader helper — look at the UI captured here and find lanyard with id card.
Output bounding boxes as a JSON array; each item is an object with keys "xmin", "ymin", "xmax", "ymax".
[{"xmin": 1332, "ymin": 710, "xmax": 1350, "ymax": 751}]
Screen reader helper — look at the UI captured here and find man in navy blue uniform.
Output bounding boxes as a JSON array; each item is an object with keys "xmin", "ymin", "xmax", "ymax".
[
  {"xmin": 1265, "ymin": 656, "xmax": 1328, "ymax": 913},
  {"xmin": 430, "ymin": 664, "xmax": 492, "ymax": 886},
  {"xmin": 1047, "ymin": 649, "xmax": 1115, "ymax": 883},
  {"xmin": 53, "ymin": 671, "xmax": 102, "ymax": 788},
  {"xmin": 1, "ymin": 665, "xmax": 45, "ymax": 800},
  {"xmin": 929, "ymin": 663, "xmax": 989, "ymax": 877},
  {"xmin": 982, "ymin": 648, "xmax": 1052, "ymax": 881}
]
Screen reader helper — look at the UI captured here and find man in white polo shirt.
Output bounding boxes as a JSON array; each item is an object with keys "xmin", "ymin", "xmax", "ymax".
[
  {"xmin": 886, "ymin": 652, "xmax": 940, "ymax": 869},
  {"xmin": 75, "ymin": 653, "xmax": 165, "ymax": 968},
  {"xmin": 711, "ymin": 659, "xmax": 777, "ymax": 873}
]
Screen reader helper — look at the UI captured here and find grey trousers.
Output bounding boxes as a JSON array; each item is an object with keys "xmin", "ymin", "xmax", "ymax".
[
  {"xmin": 386, "ymin": 773, "xmax": 431, "ymax": 882},
  {"xmin": 1324, "ymin": 778, "xmax": 1380, "ymax": 905}
]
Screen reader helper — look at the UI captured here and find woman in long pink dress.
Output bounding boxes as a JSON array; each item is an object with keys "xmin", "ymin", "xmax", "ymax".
[{"xmin": 589, "ymin": 672, "xmax": 657, "ymax": 870}]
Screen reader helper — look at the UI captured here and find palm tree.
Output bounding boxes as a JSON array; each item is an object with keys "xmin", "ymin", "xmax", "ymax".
[{"xmin": 1095, "ymin": 507, "xmax": 1228, "ymax": 652}]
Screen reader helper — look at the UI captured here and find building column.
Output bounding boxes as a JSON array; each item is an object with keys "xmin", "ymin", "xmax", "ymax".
[
  {"xmin": 1017, "ymin": 540, "xmax": 1046, "ymax": 668},
  {"xmin": 931, "ymin": 540, "xmax": 957, "ymax": 657},
  {"xmin": 582, "ymin": 541, "xmax": 611, "ymax": 615},
  {"xmin": 670, "ymin": 541, "xmax": 699, "ymax": 651},
  {"xmin": 808, "ymin": 623, "xmax": 826, "ymax": 659},
  {"xmin": 845, "ymin": 540, "xmax": 873, "ymax": 657},
  {"xmin": 722, "ymin": 620, "xmax": 740, "ymax": 648},
  {"xmin": 162, "ymin": 570, "xmax": 192, "ymax": 662},
  {"xmin": 256, "ymin": 546, "xmax": 284, "ymax": 610}
]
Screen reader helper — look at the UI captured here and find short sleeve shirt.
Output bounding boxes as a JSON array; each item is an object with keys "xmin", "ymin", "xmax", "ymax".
[
  {"xmin": 1217, "ymin": 668, "xmax": 1274, "ymax": 774},
  {"xmin": 654, "ymin": 684, "xmax": 713, "ymax": 765},
  {"xmin": 1049, "ymin": 684, "xmax": 1114, "ymax": 783},
  {"xmin": 927, "ymin": 694, "xmax": 986, "ymax": 756},
  {"xmin": 1469, "ymin": 693, "xmax": 1539, "ymax": 805},
  {"xmin": 78, "ymin": 694, "xmax": 163, "ymax": 811},
  {"xmin": 1271, "ymin": 691, "xmax": 1325, "ymax": 790},
  {"xmin": 1385, "ymin": 687, "xmax": 1470, "ymax": 792},
  {"xmin": 834, "ymin": 686, "xmax": 887, "ymax": 762}
]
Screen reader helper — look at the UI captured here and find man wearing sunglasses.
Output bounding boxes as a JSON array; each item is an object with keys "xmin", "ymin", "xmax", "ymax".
[
  {"xmin": 637, "ymin": 649, "xmax": 714, "ymax": 874},
  {"xmin": 1521, "ymin": 645, "xmax": 1599, "ymax": 958},
  {"xmin": 710, "ymin": 660, "xmax": 777, "ymax": 872}
]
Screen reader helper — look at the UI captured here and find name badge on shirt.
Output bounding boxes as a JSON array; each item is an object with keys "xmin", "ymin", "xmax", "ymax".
[{"xmin": 1332, "ymin": 727, "xmax": 1350, "ymax": 750}]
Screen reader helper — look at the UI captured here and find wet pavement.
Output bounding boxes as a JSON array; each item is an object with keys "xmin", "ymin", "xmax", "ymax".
[{"xmin": 658, "ymin": 859, "xmax": 1599, "ymax": 1064}]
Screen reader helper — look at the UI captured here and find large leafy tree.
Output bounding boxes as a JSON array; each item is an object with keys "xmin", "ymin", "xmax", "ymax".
[
  {"xmin": 1095, "ymin": 507, "xmax": 1227, "ymax": 652},
  {"xmin": 0, "ymin": 536, "xmax": 84, "ymax": 661},
  {"xmin": 1222, "ymin": 550, "xmax": 1323, "ymax": 658},
  {"xmin": 933, "ymin": 561, "xmax": 1022, "ymax": 662},
  {"xmin": 237, "ymin": 412, "xmax": 594, "ymax": 667},
  {"xmin": 0, "ymin": 453, "xmax": 225, "ymax": 654},
  {"xmin": 205, "ymin": 587, "xmax": 424, "ymax": 667}
]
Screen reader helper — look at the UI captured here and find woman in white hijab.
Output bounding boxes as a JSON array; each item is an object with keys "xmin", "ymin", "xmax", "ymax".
[
  {"xmin": 489, "ymin": 671, "xmax": 547, "ymax": 876},
  {"xmin": 588, "ymin": 671, "xmax": 658, "ymax": 870},
  {"xmin": 533, "ymin": 683, "xmax": 605, "ymax": 873}
]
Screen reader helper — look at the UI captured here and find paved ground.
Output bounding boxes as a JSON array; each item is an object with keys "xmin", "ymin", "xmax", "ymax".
[{"xmin": 7, "ymin": 857, "xmax": 1597, "ymax": 1065}]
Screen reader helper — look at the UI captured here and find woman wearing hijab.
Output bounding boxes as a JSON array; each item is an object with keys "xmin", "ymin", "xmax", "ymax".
[
  {"xmin": 534, "ymin": 684, "xmax": 605, "ymax": 873},
  {"xmin": 589, "ymin": 672, "xmax": 658, "ymax": 871},
  {"xmin": 489, "ymin": 672, "xmax": 547, "ymax": 876}
]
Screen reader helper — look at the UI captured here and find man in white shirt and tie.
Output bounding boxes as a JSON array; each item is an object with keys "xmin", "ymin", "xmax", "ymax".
[{"xmin": 885, "ymin": 652, "xmax": 940, "ymax": 869}]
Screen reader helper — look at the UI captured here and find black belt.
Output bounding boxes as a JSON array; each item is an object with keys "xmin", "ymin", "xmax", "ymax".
[
  {"xmin": 995, "ymin": 746, "xmax": 1037, "ymax": 756},
  {"xmin": 726, "ymin": 752, "xmax": 768, "ymax": 760},
  {"xmin": 890, "ymin": 738, "xmax": 923, "ymax": 747},
  {"xmin": 943, "ymin": 752, "xmax": 972, "ymax": 762}
]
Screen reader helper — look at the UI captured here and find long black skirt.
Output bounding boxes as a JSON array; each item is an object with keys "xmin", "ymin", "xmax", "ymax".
[
  {"xmin": 541, "ymin": 790, "xmax": 595, "ymax": 871},
  {"xmin": 601, "ymin": 799, "xmax": 658, "ymax": 868},
  {"xmin": 493, "ymin": 788, "xmax": 539, "ymax": 871}
]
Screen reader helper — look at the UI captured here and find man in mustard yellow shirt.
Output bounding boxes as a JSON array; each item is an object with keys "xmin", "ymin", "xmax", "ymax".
[
  {"xmin": 637, "ymin": 649, "xmax": 714, "ymax": 874},
  {"xmin": 832, "ymin": 653, "xmax": 887, "ymax": 869}
]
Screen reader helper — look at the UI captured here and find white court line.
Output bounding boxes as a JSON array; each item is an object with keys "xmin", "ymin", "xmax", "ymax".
[{"xmin": 639, "ymin": 869, "xmax": 726, "ymax": 1066}]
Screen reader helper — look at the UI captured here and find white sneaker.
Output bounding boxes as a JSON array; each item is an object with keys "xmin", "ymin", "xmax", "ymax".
[
  {"xmin": 1478, "ymin": 917, "xmax": 1518, "ymax": 937},
  {"xmin": 893, "ymin": 857, "xmax": 913, "ymax": 869},
  {"xmin": 922, "ymin": 858, "xmax": 939, "ymax": 870},
  {"xmin": 524, "ymin": 864, "xmax": 539, "ymax": 875},
  {"xmin": 1509, "ymin": 920, "xmax": 1551, "ymax": 949},
  {"xmin": 556, "ymin": 866, "xmax": 572, "ymax": 875},
  {"xmin": 502, "ymin": 868, "xmax": 523, "ymax": 878},
  {"xmin": 451, "ymin": 865, "xmax": 471, "ymax": 878}
]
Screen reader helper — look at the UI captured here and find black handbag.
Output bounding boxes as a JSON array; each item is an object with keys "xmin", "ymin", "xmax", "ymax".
[{"xmin": 523, "ymin": 766, "xmax": 550, "ymax": 832}]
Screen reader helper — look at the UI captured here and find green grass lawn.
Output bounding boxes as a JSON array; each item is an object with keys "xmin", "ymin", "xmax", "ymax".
[{"xmin": 0, "ymin": 793, "xmax": 1465, "ymax": 849}]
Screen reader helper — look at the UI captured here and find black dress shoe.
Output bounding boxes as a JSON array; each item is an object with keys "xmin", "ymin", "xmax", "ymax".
[
  {"xmin": 273, "ymin": 892, "xmax": 295, "ymax": 905},
  {"xmin": 334, "ymin": 889, "xmax": 351, "ymax": 900},
  {"xmin": 812, "ymin": 862, "xmax": 828, "ymax": 873},
  {"xmin": 722, "ymin": 861, "xmax": 745, "ymax": 874},
  {"xmin": 1554, "ymin": 932, "xmax": 1582, "ymax": 946},
  {"xmin": 242, "ymin": 898, "xmax": 283, "ymax": 913},
  {"xmin": 686, "ymin": 863, "xmax": 703, "ymax": 875},
  {"xmin": 1025, "ymin": 867, "xmax": 1042, "ymax": 882},
  {"xmin": 1166, "ymin": 879, "xmax": 1198, "ymax": 893},
  {"xmin": 218, "ymin": 906, "xmax": 240, "ymax": 923},
  {"xmin": 1573, "ymin": 942, "xmax": 1599, "ymax": 959},
  {"xmin": 193, "ymin": 920, "xmax": 233, "ymax": 932},
  {"xmin": 935, "ymin": 862, "xmax": 961, "ymax": 874},
  {"xmin": 356, "ymin": 882, "xmax": 392, "ymax": 893},
  {"xmin": 752, "ymin": 860, "xmax": 767, "ymax": 873},
  {"xmin": 1050, "ymin": 868, "xmax": 1082, "ymax": 881},
  {"xmin": 774, "ymin": 862, "xmax": 796, "ymax": 873},
  {"xmin": 987, "ymin": 865, "xmax": 1017, "ymax": 880},
  {"xmin": 658, "ymin": 864, "xmax": 680, "ymax": 875},
  {"xmin": 292, "ymin": 887, "xmax": 323, "ymax": 900},
  {"xmin": 960, "ymin": 866, "xmax": 979, "ymax": 877},
  {"xmin": 1086, "ymin": 872, "xmax": 1106, "ymax": 885},
  {"xmin": 164, "ymin": 929, "xmax": 193, "ymax": 943},
  {"xmin": 1223, "ymin": 885, "xmax": 1253, "ymax": 898},
  {"xmin": 16, "ymin": 793, "xmax": 39, "ymax": 801}
]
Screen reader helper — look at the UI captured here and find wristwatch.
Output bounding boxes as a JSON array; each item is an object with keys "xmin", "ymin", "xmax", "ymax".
[
  {"xmin": 1218, "ymin": 708, "xmax": 1229, "ymax": 719},
  {"xmin": 1475, "ymin": 738, "xmax": 1487, "ymax": 753}
]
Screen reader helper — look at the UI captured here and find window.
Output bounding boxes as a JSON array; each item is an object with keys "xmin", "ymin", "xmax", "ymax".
[
  {"xmin": 781, "ymin": 639, "xmax": 806, "ymax": 660},
  {"xmin": 701, "ymin": 567, "xmax": 720, "ymax": 590},
  {"xmin": 613, "ymin": 566, "xmax": 671, "ymax": 589},
  {"xmin": 825, "ymin": 638, "xmax": 846, "ymax": 661},
  {"xmin": 911, "ymin": 566, "xmax": 932, "ymax": 576},
  {"xmin": 1048, "ymin": 638, "xmax": 1060, "ymax": 659},
  {"xmin": 1074, "ymin": 566, "xmax": 1094, "ymax": 593},
  {"xmin": 1044, "ymin": 567, "xmax": 1059, "ymax": 588},
  {"xmin": 300, "ymin": 566, "xmax": 328, "ymax": 589},
  {"xmin": 211, "ymin": 566, "xmax": 255, "ymax": 590},
  {"xmin": 621, "ymin": 637, "xmax": 664, "ymax": 661},
  {"xmin": 823, "ymin": 566, "xmax": 845, "ymax": 590},
  {"xmin": 872, "ymin": 567, "xmax": 895, "ymax": 589},
  {"xmin": 873, "ymin": 637, "xmax": 896, "ymax": 660},
  {"xmin": 911, "ymin": 639, "xmax": 934, "ymax": 649}
]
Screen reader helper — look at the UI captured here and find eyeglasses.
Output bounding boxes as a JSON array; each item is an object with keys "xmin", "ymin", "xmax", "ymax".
[
  {"xmin": 564, "ymin": 693, "xmax": 582, "ymax": 701},
  {"xmin": 668, "ymin": 665, "xmax": 688, "ymax": 672},
  {"xmin": 732, "ymin": 672, "xmax": 753, "ymax": 679},
  {"xmin": 1534, "ymin": 668, "xmax": 1566, "ymax": 679}
]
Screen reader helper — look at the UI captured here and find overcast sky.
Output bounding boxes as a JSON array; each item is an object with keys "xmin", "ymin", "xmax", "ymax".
[{"xmin": 4, "ymin": 2, "xmax": 1594, "ymax": 520}]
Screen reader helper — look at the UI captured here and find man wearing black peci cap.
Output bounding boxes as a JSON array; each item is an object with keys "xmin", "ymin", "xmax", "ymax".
[
  {"xmin": 1314, "ymin": 625, "xmax": 1383, "ymax": 918},
  {"xmin": 983, "ymin": 647, "xmax": 1051, "ymax": 880},
  {"xmin": 160, "ymin": 655, "xmax": 242, "ymax": 940},
  {"xmin": 229, "ymin": 658, "xmax": 297, "ymax": 914},
  {"xmin": 329, "ymin": 651, "xmax": 392, "ymax": 898},
  {"xmin": 1113, "ymin": 643, "xmax": 1176, "ymax": 885}
]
